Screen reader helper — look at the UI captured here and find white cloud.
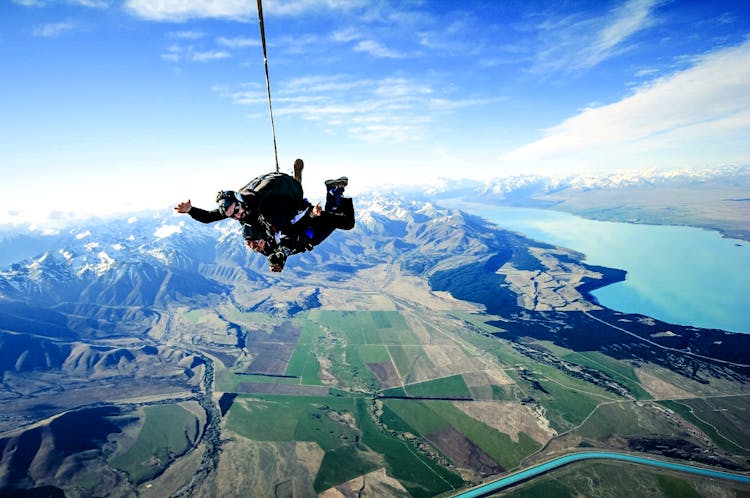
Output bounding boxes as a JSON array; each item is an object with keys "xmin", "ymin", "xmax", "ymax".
[
  {"xmin": 72, "ymin": 0, "xmax": 110, "ymax": 7},
  {"xmin": 15, "ymin": 0, "xmax": 110, "ymax": 7},
  {"xmin": 32, "ymin": 22, "xmax": 75, "ymax": 37},
  {"xmin": 262, "ymin": 0, "xmax": 366, "ymax": 16},
  {"xmin": 353, "ymin": 39, "xmax": 404, "ymax": 58},
  {"xmin": 500, "ymin": 38, "xmax": 750, "ymax": 173},
  {"xmin": 125, "ymin": 0, "xmax": 362, "ymax": 22},
  {"xmin": 531, "ymin": 0, "xmax": 661, "ymax": 74},
  {"xmin": 192, "ymin": 50, "xmax": 231, "ymax": 62},
  {"xmin": 125, "ymin": 0, "xmax": 255, "ymax": 21},
  {"xmin": 161, "ymin": 52, "xmax": 180, "ymax": 62},
  {"xmin": 161, "ymin": 42, "xmax": 231, "ymax": 63},
  {"xmin": 330, "ymin": 27, "xmax": 361, "ymax": 43},
  {"xmin": 584, "ymin": 0, "xmax": 659, "ymax": 68},
  {"xmin": 216, "ymin": 36, "xmax": 259, "ymax": 48},
  {"xmin": 168, "ymin": 30, "xmax": 205, "ymax": 40},
  {"xmin": 215, "ymin": 74, "xmax": 487, "ymax": 144}
]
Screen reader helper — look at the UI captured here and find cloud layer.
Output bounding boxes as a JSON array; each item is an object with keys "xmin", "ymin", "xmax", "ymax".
[{"xmin": 501, "ymin": 37, "xmax": 750, "ymax": 173}]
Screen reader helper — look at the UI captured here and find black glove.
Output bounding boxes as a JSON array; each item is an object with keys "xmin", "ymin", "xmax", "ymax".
[{"xmin": 268, "ymin": 251, "xmax": 287, "ymax": 272}]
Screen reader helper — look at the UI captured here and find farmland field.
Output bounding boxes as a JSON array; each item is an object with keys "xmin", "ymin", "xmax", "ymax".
[
  {"xmin": 110, "ymin": 403, "xmax": 200, "ymax": 484},
  {"xmin": 203, "ymin": 307, "xmax": 749, "ymax": 496}
]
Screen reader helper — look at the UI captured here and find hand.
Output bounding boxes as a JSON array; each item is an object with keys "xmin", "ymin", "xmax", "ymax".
[
  {"xmin": 175, "ymin": 200, "xmax": 192, "ymax": 214},
  {"xmin": 268, "ymin": 251, "xmax": 287, "ymax": 272},
  {"xmin": 310, "ymin": 203, "xmax": 323, "ymax": 217}
]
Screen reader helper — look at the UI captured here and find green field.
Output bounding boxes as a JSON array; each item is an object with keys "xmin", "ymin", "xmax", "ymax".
[
  {"xmin": 225, "ymin": 393, "xmax": 465, "ymax": 496},
  {"xmin": 356, "ymin": 344, "xmax": 393, "ymax": 363},
  {"xmin": 388, "ymin": 344, "xmax": 435, "ymax": 383},
  {"xmin": 110, "ymin": 404, "xmax": 199, "ymax": 484},
  {"xmin": 576, "ymin": 401, "xmax": 678, "ymax": 441},
  {"xmin": 307, "ymin": 310, "xmax": 418, "ymax": 345},
  {"xmin": 384, "ymin": 374, "xmax": 473, "ymax": 399},
  {"xmin": 215, "ymin": 309, "xmax": 749, "ymax": 497},
  {"xmin": 313, "ymin": 444, "xmax": 380, "ymax": 493},
  {"xmin": 355, "ymin": 398, "xmax": 464, "ymax": 498},
  {"xmin": 658, "ymin": 398, "xmax": 750, "ymax": 456},
  {"xmin": 562, "ymin": 351, "xmax": 652, "ymax": 400},
  {"xmin": 383, "ymin": 398, "xmax": 540, "ymax": 469},
  {"xmin": 285, "ymin": 320, "xmax": 325, "ymax": 384},
  {"xmin": 226, "ymin": 395, "xmax": 358, "ymax": 450},
  {"xmin": 504, "ymin": 367, "xmax": 612, "ymax": 432}
]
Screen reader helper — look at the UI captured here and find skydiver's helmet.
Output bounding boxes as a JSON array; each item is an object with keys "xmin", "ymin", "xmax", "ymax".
[{"xmin": 216, "ymin": 190, "xmax": 244, "ymax": 216}]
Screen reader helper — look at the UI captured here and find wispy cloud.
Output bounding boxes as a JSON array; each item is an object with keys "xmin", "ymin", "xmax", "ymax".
[
  {"xmin": 530, "ymin": 0, "xmax": 661, "ymax": 75},
  {"xmin": 125, "ymin": 0, "xmax": 255, "ymax": 22},
  {"xmin": 15, "ymin": 0, "xmax": 110, "ymax": 7},
  {"xmin": 500, "ymin": 38, "xmax": 750, "ymax": 173},
  {"xmin": 216, "ymin": 36, "xmax": 259, "ymax": 48},
  {"xmin": 585, "ymin": 0, "xmax": 659, "ymax": 67},
  {"xmin": 167, "ymin": 30, "xmax": 204, "ymax": 40},
  {"xmin": 72, "ymin": 0, "xmax": 110, "ymax": 7},
  {"xmin": 353, "ymin": 40, "xmax": 404, "ymax": 59},
  {"xmin": 215, "ymin": 74, "xmax": 491, "ymax": 143},
  {"xmin": 32, "ymin": 22, "xmax": 76, "ymax": 37},
  {"xmin": 161, "ymin": 34, "xmax": 236, "ymax": 64},
  {"xmin": 192, "ymin": 50, "xmax": 231, "ymax": 62},
  {"xmin": 330, "ymin": 27, "xmax": 360, "ymax": 43},
  {"xmin": 125, "ymin": 0, "xmax": 363, "ymax": 22},
  {"xmin": 263, "ymin": 0, "xmax": 367, "ymax": 16}
]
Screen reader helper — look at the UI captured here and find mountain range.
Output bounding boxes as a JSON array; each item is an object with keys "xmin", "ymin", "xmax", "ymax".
[{"xmin": 0, "ymin": 174, "xmax": 748, "ymax": 497}]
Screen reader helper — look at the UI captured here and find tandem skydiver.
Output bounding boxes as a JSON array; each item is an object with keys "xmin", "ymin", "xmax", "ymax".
[
  {"xmin": 243, "ymin": 174, "xmax": 354, "ymax": 272},
  {"xmin": 175, "ymin": 159, "xmax": 354, "ymax": 272}
]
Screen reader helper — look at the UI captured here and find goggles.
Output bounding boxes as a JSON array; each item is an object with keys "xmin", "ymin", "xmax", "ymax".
[{"xmin": 216, "ymin": 191, "xmax": 242, "ymax": 217}]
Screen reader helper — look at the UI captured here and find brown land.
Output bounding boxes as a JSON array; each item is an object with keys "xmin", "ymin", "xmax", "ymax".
[
  {"xmin": 368, "ymin": 361, "xmax": 401, "ymax": 388},
  {"xmin": 453, "ymin": 400, "xmax": 556, "ymax": 445},
  {"xmin": 426, "ymin": 426, "xmax": 504, "ymax": 478},
  {"xmin": 193, "ymin": 439, "xmax": 324, "ymax": 498},
  {"xmin": 319, "ymin": 468, "xmax": 410, "ymax": 498}
]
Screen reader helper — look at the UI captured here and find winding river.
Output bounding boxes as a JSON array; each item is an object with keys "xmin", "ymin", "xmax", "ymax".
[{"xmin": 454, "ymin": 451, "xmax": 750, "ymax": 497}]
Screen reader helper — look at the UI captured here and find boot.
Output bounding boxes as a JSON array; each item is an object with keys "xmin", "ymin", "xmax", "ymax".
[{"xmin": 293, "ymin": 159, "xmax": 304, "ymax": 183}]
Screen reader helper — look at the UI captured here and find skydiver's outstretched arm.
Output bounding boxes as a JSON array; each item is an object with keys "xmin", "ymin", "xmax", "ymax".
[{"xmin": 175, "ymin": 199, "xmax": 226, "ymax": 224}]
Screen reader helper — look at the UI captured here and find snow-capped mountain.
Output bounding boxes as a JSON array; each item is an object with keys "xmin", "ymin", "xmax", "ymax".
[
  {"xmin": 422, "ymin": 164, "xmax": 750, "ymax": 199},
  {"xmin": 0, "ymin": 196, "xmax": 500, "ymax": 315}
]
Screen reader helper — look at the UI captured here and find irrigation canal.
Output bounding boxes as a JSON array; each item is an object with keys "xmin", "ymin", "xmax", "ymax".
[{"xmin": 453, "ymin": 451, "xmax": 750, "ymax": 497}]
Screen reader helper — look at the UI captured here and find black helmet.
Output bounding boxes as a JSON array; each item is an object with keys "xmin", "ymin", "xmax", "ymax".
[{"xmin": 216, "ymin": 190, "xmax": 243, "ymax": 216}]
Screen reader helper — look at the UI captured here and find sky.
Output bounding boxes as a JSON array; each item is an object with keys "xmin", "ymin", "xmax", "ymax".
[{"xmin": 1, "ymin": 0, "xmax": 749, "ymax": 224}]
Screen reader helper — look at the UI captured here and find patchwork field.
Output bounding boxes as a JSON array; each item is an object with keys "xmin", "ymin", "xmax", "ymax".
[{"xmin": 196, "ymin": 306, "xmax": 750, "ymax": 497}]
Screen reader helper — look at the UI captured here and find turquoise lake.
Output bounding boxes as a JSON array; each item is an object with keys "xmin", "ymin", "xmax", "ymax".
[{"xmin": 459, "ymin": 205, "xmax": 750, "ymax": 334}]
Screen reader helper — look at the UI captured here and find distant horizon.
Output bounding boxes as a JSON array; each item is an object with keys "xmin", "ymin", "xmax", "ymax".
[{"xmin": 2, "ymin": 162, "xmax": 747, "ymax": 231}]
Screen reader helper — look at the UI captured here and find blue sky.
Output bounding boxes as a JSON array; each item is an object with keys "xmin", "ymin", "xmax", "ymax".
[{"xmin": 1, "ymin": 0, "xmax": 749, "ymax": 224}]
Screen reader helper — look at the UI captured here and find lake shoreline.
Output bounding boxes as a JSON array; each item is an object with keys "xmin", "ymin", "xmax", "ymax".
[{"xmin": 452, "ymin": 203, "xmax": 750, "ymax": 335}]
